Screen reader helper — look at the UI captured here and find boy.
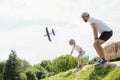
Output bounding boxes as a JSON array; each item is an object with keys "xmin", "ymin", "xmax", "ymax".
[{"xmin": 69, "ymin": 39, "xmax": 85, "ymax": 68}]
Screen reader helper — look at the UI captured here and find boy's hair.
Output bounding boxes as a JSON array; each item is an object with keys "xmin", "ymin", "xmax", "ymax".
[{"xmin": 69, "ymin": 39, "xmax": 75, "ymax": 44}]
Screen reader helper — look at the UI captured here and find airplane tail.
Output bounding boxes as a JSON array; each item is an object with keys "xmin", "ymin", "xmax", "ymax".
[{"xmin": 52, "ymin": 29, "xmax": 55, "ymax": 36}]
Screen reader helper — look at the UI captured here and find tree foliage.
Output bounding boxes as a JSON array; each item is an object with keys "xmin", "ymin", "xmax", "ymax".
[
  {"xmin": 25, "ymin": 71, "xmax": 37, "ymax": 80},
  {"xmin": 0, "ymin": 62, "xmax": 5, "ymax": 79},
  {"xmin": 81, "ymin": 56, "xmax": 89, "ymax": 65},
  {"xmin": 40, "ymin": 60, "xmax": 52, "ymax": 72},
  {"xmin": 0, "ymin": 50, "xmax": 90, "ymax": 79},
  {"xmin": 89, "ymin": 57, "xmax": 99, "ymax": 64},
  {"xmin": 4, "ymin": 50, "xmax": 21, "ymax": 80},
  {"xmin": 18, "ymin": 59, "xmax": 32, "ymax": 73},
  {"xmin": 52, "ymin": 55, "xmax": 77, "ymax": 74}
]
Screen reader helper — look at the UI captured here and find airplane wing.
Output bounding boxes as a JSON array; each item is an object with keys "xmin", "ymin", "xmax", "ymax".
[{"xmin": 45, "ymin": 27, "xmax": 52, "ymax": 42}]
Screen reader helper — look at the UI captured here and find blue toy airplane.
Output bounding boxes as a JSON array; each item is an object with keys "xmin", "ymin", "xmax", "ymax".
[{"xmin": 44, "ymin": 27, "xmax": 55, "ymax": 42}]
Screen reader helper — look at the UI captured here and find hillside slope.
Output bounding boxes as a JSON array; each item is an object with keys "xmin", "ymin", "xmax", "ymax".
[
  {"xmin": 42, "ymin": 61, "xmax": 120, "ymax": 80},
  {"xmin": 42, "ymin": 42, "xmax": 120, "ymax": 80}
]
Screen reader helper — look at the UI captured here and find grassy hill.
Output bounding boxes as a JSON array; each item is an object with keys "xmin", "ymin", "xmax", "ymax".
[
  {"xmin": 42, "ymin": 62, "xmax": 120, "ymax": 80},
  {"xmin": 42, "ymin": 41, "xmax": 120, "ymax": 80}
]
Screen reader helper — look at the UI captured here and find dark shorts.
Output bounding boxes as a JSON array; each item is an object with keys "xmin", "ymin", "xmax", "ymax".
[{"xmin": 99, "ymin": 30, "xmax": 113, "ymax": 41}]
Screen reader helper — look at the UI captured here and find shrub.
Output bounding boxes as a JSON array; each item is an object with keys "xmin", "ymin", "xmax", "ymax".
[{"xmin": 52, "ymin": 55, "xmax": 77, "ymax": 74}]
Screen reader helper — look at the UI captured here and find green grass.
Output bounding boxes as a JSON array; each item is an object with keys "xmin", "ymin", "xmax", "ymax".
[{"xmin": 42, "ymin": 65, "xmax": 120, "ymax": 80}]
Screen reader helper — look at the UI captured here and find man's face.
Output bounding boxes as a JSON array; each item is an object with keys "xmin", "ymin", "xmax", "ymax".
[{"xmin": 82, "ymin": 16, "xmax": 89, "ymax": 22}]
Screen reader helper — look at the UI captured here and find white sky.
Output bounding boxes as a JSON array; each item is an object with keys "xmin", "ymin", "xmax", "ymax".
[{"xmin": 0, "ymin": 0, "xmax": 120, "ymax": 65}]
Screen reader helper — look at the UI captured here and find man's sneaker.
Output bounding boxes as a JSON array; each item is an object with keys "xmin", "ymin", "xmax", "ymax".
[
  {"xmin": 100, "ymin": 59, "xmax": 107, "ymax": 65},
  {"xmin": 95, "ymin": 59, "xmax": 107, "ymax": 65}
]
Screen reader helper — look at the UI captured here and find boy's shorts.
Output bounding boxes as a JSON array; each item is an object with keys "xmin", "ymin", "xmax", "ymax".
[
  {"xmin": 78, "ymin": 51, "xmax": 85, "ymax": 57},
  {"xmin": 99, "ymin": 30, "xmax": 113, "ymax": 41}
]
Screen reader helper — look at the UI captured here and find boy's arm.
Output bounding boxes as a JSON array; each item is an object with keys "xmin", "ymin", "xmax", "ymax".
[
  {"xmin": 91, "ymin": 23, "xmax": 98, "ymax": 41},
  {"xmin": 70, "ymin": 48, "xmax": 74, "ymax": 56}
]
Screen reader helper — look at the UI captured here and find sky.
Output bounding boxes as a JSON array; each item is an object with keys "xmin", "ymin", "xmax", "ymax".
[{"xmin": 0, "ymin": 0, "xmax": 120, "ymax": 65}]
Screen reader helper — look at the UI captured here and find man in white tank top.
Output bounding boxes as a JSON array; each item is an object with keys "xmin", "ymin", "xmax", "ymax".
[{"xmin": 81, "ymin": 12, "xmax": 113, "ymax": 65}]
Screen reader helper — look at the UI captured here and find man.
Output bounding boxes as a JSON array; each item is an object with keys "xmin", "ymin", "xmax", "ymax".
[{"xmin": 81, "ymin": 12, "xmax": 113, "ymax": 65}]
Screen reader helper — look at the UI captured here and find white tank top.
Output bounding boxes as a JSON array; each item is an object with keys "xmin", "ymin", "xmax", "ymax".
[{"xmin": 88, "ymin": 17, "xmax": 112, "ymax": 33}]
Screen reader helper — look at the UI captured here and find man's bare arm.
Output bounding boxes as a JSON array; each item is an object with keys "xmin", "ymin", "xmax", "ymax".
[{"xmin": 91, "ymin": 23, "xmax": 98, "ymax": 41}]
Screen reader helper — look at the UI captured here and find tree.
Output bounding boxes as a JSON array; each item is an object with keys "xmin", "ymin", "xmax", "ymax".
[
  {"xmin": 0, "ymin": 62, "xmax": 5, "ymax": 80},
  {"xmin": 20, "ymin": 73, "xmax": 27, "ymax": 80},
  {"xmin": 40, "ymin": 60, "xmax": 52, "ymax": 72},
  {"xmin": 34, "ymin": 64, "xmax": 48, "ymax": 78},
  {"xmin": 36, "ymin": 71, "xmax": 45, "ymax": 80},
  {"xmin": 25, "ymin": 71, "xmax": 37, "ymax": 80},
  {"xmin": 18, "ymin": 59, "xmax": 32, "ymax": 72},
  {"xmin": 4, "ymin": 50, "xmax": 21, "ymax": 80}
]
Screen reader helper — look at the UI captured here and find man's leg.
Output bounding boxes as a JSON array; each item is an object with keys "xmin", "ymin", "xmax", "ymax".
[
  {"xmin": 93, "ymin": 39, "xmax": 106, "ymax": 59},
  {"xmin": 94, "ymin": 30, "xmax": 113, "ymax": 60}
]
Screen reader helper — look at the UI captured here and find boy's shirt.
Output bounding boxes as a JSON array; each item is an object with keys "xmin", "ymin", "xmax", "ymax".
[
  {"xmin": 73, "ymin": 45, "xmax": 81, "ymax": 52},
  {"xmin": 72, "ymin": 45, "xmax": 85, "ymax": 57}
]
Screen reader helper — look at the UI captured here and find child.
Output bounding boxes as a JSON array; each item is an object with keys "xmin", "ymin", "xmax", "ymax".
[{"xmin": 69, "ymin": 39, "xmax": 85, "ymax": 68}]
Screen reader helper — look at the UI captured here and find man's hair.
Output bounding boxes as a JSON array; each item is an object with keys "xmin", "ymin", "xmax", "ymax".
[{"xmin": 81, "ymin": 12, "xmax": 90, "ymax": 17}]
